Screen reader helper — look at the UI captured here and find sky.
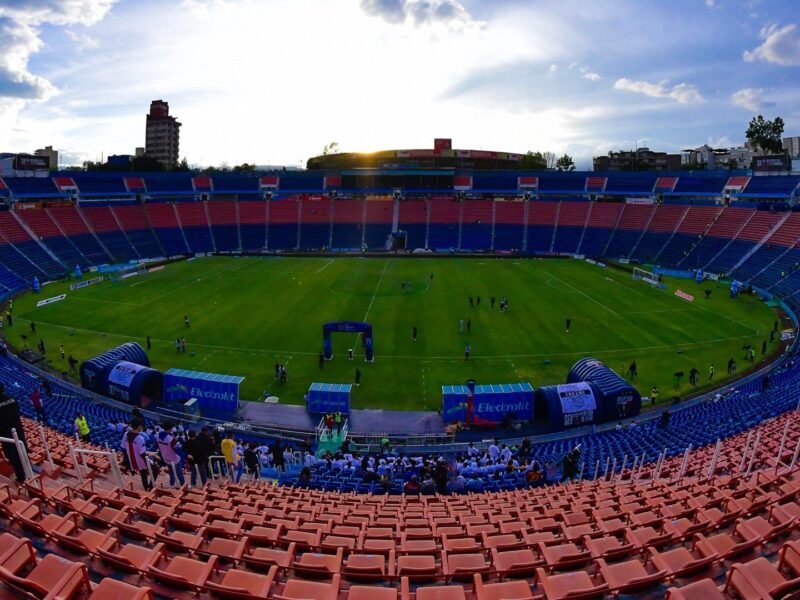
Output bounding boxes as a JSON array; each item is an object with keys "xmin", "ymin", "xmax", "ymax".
[{"xmin": 0, "ymin": 0, "xmax": 799, "ymax": 169}]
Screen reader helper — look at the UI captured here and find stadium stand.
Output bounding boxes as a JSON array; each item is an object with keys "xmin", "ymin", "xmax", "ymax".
[
  {"xmin": 7, "ymin": 171, "xmax": 800, "ymax": 599},
  {"xmin": 144, "ymin": 203, "xmax": 190, "ymax": 256},
  {"xmin": 112, "ymin": 204, "xmax": 164, "ymax": 258},
  {"xmin": 174, "ymin": 202, "xmax": 214, "ymax": 254},
  {"xmin": 207, "ymin": 200, "xmax": 240, "ymax": 252},
  {"xmin": 79, "ymin": 205, "xmax": 139, "ymax": 262},
  {"xmin": 15, "ymin": 208, "xmax": 92, "ymax": 270}
]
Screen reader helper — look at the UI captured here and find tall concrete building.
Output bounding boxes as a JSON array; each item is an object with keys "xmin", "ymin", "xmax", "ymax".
[
  {"xmin": 145, "ymin": 100, "xmax": 181, "ymax": 168},
  {"xmin": 784, "ymin": 136, "xmax": 800, "ymax": 159},
  {"xmin": 34, "ymin": 145, "xmax": 58, "ymax": 170}
]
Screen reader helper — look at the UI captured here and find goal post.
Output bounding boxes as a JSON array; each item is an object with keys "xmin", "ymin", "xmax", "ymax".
[{"xmin": 632, "ymin": 267, "xmax": 660, "ymax": 286}]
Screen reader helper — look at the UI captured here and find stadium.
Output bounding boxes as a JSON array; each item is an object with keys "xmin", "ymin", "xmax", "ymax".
[{"xmin": 3, "ymin": 1, "xmax": 800, "ymax": 599}]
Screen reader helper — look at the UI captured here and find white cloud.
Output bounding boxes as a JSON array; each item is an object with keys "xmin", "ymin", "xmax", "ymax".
[
  {"xmin": 0, "ymin": 1, "xmax": 114, "ymax": 103},
  {"xmin": 731, "ymin": 87, "xmax": 775, "ymax": 111},
  {"xmin": 613, "ymin": 78, "xmax": 704, "ymax": 103},
  {"xmin": 359, "ymin": 0, "xmax": 482, "ymax": 30},
  {"xmin": 705, "ymin": 0, "xmax": 715, "ymax": 7},
  {"xmin": 579, "ymin": 66, "xmax": 601, "ymax": 81},
  {"xmin": 66, "ymin": 29, "xmax": 99, "ymax": 52},
  {"xmin": 548, "ymin": 64, "xmax": 557, "ymax": 72},
  {"xmin": 743, "ymin": 23, "xmax": 800, "ymax": 66}
]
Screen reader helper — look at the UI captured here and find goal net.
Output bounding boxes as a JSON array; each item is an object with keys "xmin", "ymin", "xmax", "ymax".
[{"xmin": 632, "ymin": 267, "xmax": 660, "ymax": 286}]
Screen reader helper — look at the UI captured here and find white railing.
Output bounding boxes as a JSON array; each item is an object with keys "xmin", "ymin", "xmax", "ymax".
[
  {"xmin": 69, "ymin": 443, "xmax": 124, "ymax": 488},
  {"xmin": 0, "ymin": 428, "xmax": 34, "ymax": 481}
]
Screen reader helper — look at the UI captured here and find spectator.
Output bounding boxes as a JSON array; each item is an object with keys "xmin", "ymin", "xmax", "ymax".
[
  {"xmin": 124, "ymin": 419, "xmax": 152, "ymax": 491},
  {"xmin": 30, "ymin": 388, "xmax": 45, "ymax": 422},
  {"xmin": 74, "ymin": 412, "xmax": 91, "ymax": 443},
  {"xmin": 0, "ymin": 383, "xmax": 27, "ymax": 482},
  {"xmin": 157, "ymin": 422, "xmax": 184, "ymax": 487},
  {"xmin": 403, "ymin": 475, "xmax": 421, "ymax": 495}
]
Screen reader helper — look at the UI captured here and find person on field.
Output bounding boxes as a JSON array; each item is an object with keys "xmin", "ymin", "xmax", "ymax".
[
  {"xmin": 175, "ymin": 338, "xmax": 180, "ymax": 353},
  {"xmin": 146, "ymin": 336, "xmax": 152, "ymax": 351},
  {"xmin": 650, "ymin": 386, "xmax": 658, "ymax": 405},
  {"xmin": 459, "ymin": 319, "xmax": 464, "ymax": 333},
  {"xmin": 184, "ymin": 315, "xmax": 191, "ymax": 328},
  {"xmin": 68, "ymin": 355, "xmax": 78, "ymax": 375},
  {"xmin": 412, "ymin": 326, "xmax": 417, "ymax": 342},
  {"xmin": 180, "ymin": 337, "xmax": 187, "ymax": 353},
  {"xmin": 354, "ymin": 368, "xmax": 361, "ymax": 386},
  {"xmin": 490, "ymin": 296, "xmax": 496, "ymax": 309},
  {"xmin": 476, "ymin": 296, "xmax": 481, "ymax": 307},
  {"xmin": 565, "ymin": 318, "xmax": 571, "ymax": 333},
  {"xmin": 762, "ymin": 340, "xmax": 768, "ymax": 355},
  {"xmin": 467, "ymin": 319, "xmax": 471, "ymax": 334},
  {"xmin": 627, "ymin": 361, "xmax": 637, "ymax": 379},
  {"xmin": 709, "ymin": 364, "xmax": 715, "ymax": 380},
  {"xmin": 469, "ymin": 296, "xmax": 474, "ymax": 308},
  {"xmin": 59, "ymin": 344, "xmax": 65, "ymax": 360},
  {"xmin": 465, "ymin": 344, "xmax": 471, "ymax": 361},
  {"xmin": 689, "ymin": 367, "xmax": 699, "ymax": 386},
  {"xmin": 335, "ymin": 411, "xmax": 342, "ymax": 434}
]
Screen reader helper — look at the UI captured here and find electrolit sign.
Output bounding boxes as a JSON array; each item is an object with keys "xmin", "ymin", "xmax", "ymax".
[
  {"xmin": 163, "ymin": 369, "xmax": 243, "ymax": 414},
  {"xmin": 442, "ymin": 383, "xmax": 533, "ymax": 423}
]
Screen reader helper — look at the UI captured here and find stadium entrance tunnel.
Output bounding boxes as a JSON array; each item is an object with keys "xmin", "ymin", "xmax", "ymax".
[
  {"xmin": 534, "ymin": 358, "xmax": 642, "ymax": 433},
  {"xmin": 323, "ymin": 321, "xmax": 374, "ymax": 362},
  {"xmin": 80, "ymin": 343, "xmax": 162, "ymax": 408}
]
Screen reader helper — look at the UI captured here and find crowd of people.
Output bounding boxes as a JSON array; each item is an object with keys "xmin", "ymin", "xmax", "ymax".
[
  {"xmin": 111, "ymin": 415, "xmax": 301, "ymax": 490},
  {"xmin": 301, "ymin": 437, "xmax": 580, "ymax": 494}
]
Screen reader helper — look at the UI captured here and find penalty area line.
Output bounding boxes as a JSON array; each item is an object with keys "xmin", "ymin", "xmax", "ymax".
[
  {"xmin": 542, "ymin": 269, "xmax": 618, "ymax": 316},
  {"xmin": 315, "ymin": 259, "xmax": 335, "ymax": 274}
]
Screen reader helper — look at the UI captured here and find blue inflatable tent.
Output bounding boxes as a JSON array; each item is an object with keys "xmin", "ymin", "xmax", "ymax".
[
  {"xmin": 567, "ymin": 357, "xmax": 641, "ymax": 423},
  {"xmin": 80, "ymin": 343, "xmax": 160, "ymax": 407}
]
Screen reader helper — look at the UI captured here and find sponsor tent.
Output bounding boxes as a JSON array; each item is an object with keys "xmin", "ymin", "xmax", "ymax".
[
  {"xmin": 567, "ymin": 357, "xmax": 641, "ymax": 423},
  {"xmin": 80, "ymin": 343, "xmax": 159, "ymax": 407},
  {"xmin": 442, "ymin": 382, "xmax": 533, "ymax": 424},
  {"xmin": 163, "ymin": 368, "xmax": 244, "ymax": 419}
]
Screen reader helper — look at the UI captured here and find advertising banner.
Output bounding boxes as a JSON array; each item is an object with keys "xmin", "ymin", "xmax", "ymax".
[
  {"xmin": 307, "ymin": 382, "xmax": 351, "ymax": 414},
  {"xmin": 442, "ymin": 383, "xmax": 533, "ymax": 423},
  {"xmin": 164, "ymin": 369, "xmax": 243, "ymax": 414},
  {"xmin": 70, "ymin": 276, "xmax": 104, "ymax": 291},
  {"xmin": 653, "ymin": 267, "xmax": 694, "ymax": 279},
  {"xmin": 108, "ymin": 361, "xmax": 145, "ymax": 388},
  {"xmin": 675, "ymin": 289, "xmax": 695, "ymax": 302},
  {"xmin": 36, "ymin": 294, "xmax": 66, "ymax": 307}
]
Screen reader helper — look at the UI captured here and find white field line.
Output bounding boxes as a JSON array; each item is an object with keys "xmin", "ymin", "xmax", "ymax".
[
  {"xmin": 17, "ymin": 319, "xmax": 758, "ymax": 361},
  {"xmin": 315, "ymin": 259, "xmax": 335, "ymax": 274},
  {"xmin": 543, "ymin": 270, "xmax": 618, "ymax": 316}
]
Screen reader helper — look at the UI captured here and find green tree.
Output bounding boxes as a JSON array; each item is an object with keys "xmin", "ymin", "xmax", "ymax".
[
  {"xmin": 322, "ymin": 142, "xmax": 340, "ymax": 156},
  {"xmin": 745, "ymin": 115, "xmax": 785, "ymax": 154},
  {"xmin": 555, "ymin": 154, "xmax": 576, "ymax": 171},
  {"xmin": 171, "ymin": 157, "xmax": 190, "ymax": 172},
  {"xmin": 520, "ymin": 151, "xmax": 547, "ymax": 170},
  {"xmin": 233, "ymin": 163, "xmax": 257, "ymax": 172}
]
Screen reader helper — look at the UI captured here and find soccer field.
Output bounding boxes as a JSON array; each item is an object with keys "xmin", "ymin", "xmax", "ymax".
[{"xmin": 11, "ymin": 256, "xmax": 778, "ymax": 411}]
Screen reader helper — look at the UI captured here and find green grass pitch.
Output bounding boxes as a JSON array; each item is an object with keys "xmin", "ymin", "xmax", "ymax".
[{"xmin": 11, "ymin": 256, "xmax": 778, "ymax": 412}]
